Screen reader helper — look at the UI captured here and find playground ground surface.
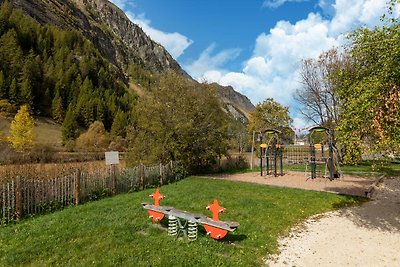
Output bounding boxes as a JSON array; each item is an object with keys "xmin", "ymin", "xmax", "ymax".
[
  {"xmin": 200, "ymin": 171, "xmax": 400, "ymax": 266},
  {"xmin": 202, "ymin": 170, "xmax": 378, "ymax": 197}
]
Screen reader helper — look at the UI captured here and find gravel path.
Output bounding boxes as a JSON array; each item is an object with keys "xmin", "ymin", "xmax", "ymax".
[
  {"xmin": 265, "ymin": 177, "xmax": 400, "ymax": 266},
  {"xmin": 200, "ymin": 172, "xmax": 400, "ymax": 266}
]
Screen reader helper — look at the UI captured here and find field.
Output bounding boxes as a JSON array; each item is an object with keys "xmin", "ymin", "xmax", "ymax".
[
  {"xmin": 0, "ymin": 116, "xmax": 62, "ymax": 146},
  {"xmin": 0, "ymin": 177, "xmax": 361, "ymax": 266}
]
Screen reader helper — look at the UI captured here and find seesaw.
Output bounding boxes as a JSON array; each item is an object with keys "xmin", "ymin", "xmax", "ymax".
[{"xmin": 141, "ymin": 188, "xmax": 239, "ymax": 240}]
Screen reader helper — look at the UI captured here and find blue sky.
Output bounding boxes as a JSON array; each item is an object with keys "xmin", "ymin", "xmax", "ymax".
[{"xmin": 109, "ymin": 0, "xmax": 399, "ymax": 129}]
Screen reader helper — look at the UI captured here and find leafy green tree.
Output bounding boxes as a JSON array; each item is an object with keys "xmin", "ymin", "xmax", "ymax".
[
  {"xmin": 248, "ymin": 98, "xmax": 293, "ymax": 142},
  {"xmin": 8, "ymin": 104, "xmax": 34, "ymax": 151},
  {"xmin": 335, "ymin": 15, "xmax": 400, "ymax": 163},
  {"xmin": 128, "ymin": 72, "xmax": 229, "ymax": 171}
]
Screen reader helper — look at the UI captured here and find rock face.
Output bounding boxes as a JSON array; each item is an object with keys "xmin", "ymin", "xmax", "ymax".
[
  {"xmin": 11, "ymin": 0, "xmax": 183, "ymax": 75},
  {"xmin": 214, "ymin": 84, "xmax": 254, "ymax": 113},
  {"xmin": 213, "ymin": 83, "xmax": 255, "ymax": 123},
  {"xmin": 9, "ymin": 0, "xmax": 254, "ymax": 119}
]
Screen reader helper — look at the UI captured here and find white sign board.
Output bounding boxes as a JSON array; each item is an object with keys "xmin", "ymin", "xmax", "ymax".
[{"xmin": 105, "ymin": 151, "xmax": 119, "ymax": 165}]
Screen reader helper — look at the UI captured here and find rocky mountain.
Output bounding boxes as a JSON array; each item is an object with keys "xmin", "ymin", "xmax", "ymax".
[
  {"xmin": 7, "ymin": 0, "xmax": 254, "ymax": 119},
  {"xmin": 213, "ymin": 84, "xmax": 254, "ymax": 123}
]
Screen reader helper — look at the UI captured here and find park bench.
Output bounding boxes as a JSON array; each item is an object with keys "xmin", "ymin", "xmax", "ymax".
[{"xmin": 141, "ymin": 189, "xmax": 239, "ymax": 240}]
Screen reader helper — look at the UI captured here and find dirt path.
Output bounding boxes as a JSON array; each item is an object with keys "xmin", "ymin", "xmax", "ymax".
[
  {"xmin": 200, "ymin": 172, "xmax": 400, "ymax": 266},
  {"xmin": 265, "ymin": 177, "xmax": 400, "ymax": 266}
]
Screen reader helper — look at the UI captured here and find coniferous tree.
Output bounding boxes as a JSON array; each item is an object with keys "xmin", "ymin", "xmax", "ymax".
[
  {"xmin": 52, "ymin": 91, "xmax": 64, "ymax": 123},
  {"xmin": 0, "ymin": 70, "xmax": 5, "ymax": 98},
  {"xmin": 62, "ymin": 104, "xmax": 78, "ymax": 142},
  {"xmin": 110, "ymin": 110, "xmax": 126, "ymax": 137},
  {"xmin": 19, "ymin": 78, "xmax": 33, "ymax": 106},
  {"xmin": 9, "ymin": 78, "xmax": 18, "ymax": 103}
]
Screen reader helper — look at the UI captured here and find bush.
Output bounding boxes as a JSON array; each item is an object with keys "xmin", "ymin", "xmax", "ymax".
[
  {"xmin": 28, "ymin": 144, "xmax": 57, "ymax": 163},
  {"xmin": 0, "ymin": 99, "xmax": 16, "ymax": 116},
  {"xmin": 75, "ymin": 121, "xmax": 109, "ymax": 152}
]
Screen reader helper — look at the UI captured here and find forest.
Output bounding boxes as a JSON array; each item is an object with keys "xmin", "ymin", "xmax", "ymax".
[{"xmin": 0, "ymin": 2, "xmax": 243, "ymax": 171}]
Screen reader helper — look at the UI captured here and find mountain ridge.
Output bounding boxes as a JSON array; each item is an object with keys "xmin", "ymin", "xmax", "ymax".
[{"xmin": 7, "ymin": 0, "xmax": 255, "ymax": 117}]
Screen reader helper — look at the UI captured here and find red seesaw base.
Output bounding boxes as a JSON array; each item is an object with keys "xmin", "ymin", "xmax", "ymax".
[{"xmin": 142, "ymin": 189, "xmax": 239, "ymax": 240}]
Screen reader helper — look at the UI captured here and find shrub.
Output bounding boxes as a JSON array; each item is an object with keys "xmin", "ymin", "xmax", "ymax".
[{"xmin": 75, "ymin": 121, "xmax": 109, "ymax": 152}]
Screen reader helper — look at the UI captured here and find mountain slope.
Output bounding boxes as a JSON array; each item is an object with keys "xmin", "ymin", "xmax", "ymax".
[
  {"xmin": 6, "ymin": 0, "xmax": 254, "ymax": 119},
  {"xmin": 10, "ymin": 0, "xmax": 183, "ymax": 75}
]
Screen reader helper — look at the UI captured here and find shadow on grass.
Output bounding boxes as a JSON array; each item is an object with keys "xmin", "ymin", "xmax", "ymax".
[{"xmin": 157, "ymin": 216, "xmax": 247, "ymax": 242}]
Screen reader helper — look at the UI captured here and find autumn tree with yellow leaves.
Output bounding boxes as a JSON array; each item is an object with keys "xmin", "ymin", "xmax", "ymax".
[{"xmin": 8, "ymin": 105, "xmax": 35, "ymax": 152}]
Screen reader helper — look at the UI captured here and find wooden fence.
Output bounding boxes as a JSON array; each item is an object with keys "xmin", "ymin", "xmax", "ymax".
[{"xmin": 0, "ymin": 162, "xmax": 177, "ymax": 225}]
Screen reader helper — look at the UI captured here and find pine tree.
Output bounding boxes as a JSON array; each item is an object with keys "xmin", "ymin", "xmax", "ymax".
[
  {"xmin": 8, "ymin": 104, "xmax": 35, "ymax": 152},
  {"xmin": 0, "ymin": 70, "xmax": 5, "ymax": 98},
  {"xmin": 19, "ymin": 78, "xmax": 33, "ymax": 106},
  {"xmin": 9, "ymin": 77, "xmax": 18, "ymax": 104},
  {"xmin": 52, "ymin": 91, "xmax": 64, "ymax": 123},
  {"xmin": 62, "ymin": 104, "xmax": 78, "ymax": 142},
  {"xmin": 110, "ymin": 110, "xmax": 126, "ymax": 137}
]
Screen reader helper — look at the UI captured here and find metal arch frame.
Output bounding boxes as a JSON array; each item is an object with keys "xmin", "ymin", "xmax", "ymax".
[
  {"xmin": 308, "ymin": 126, "xmax": 337, "ymax": 180},
  {"xmin": 260, "ymin": 129, "xmax": 283, "ymax": 177}
]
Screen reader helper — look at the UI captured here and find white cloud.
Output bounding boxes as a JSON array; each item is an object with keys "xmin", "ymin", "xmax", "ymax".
[
  {"xmin": 263, "ymin": 0, "xmax": 310, "ymax": 9},
  {"xmin": 184, "ymin": 43, "xmax": 241, "ymax": 79},
  {"xmin": 189, "ymin": 0, "xmax": 396, "ymax": 119}
]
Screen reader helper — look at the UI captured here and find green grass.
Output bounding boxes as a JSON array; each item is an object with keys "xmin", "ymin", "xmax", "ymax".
[
  {"xmin": 0, "ymin": 177, "xmax": 361, "ymax": 266},
  {"xmin": 284, "ymin": 160, "xmax": 400, "ymax": 177},
  {"xmin": 225, "ymin": 160, "xmax": 400, "ymax": 177}
]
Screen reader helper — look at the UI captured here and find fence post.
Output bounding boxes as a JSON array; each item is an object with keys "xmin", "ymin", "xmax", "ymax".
[
  {"xmin": 15, "ymin": 176, "xmax": 22, "ymax": 220},
  {"xmin": 111, "ymin": 164, "xmax": 117, "ymax": 196},
  {"xmin": 159, "ymin": 163, "xmax": 163, "ymax": 185},
  {"xmin": 75, "ymin": 169, "xmax": 81, "ymax": 206},
  {"xmin": 140, "ymin": 163, "xmax": 144, "ymax": 190}
]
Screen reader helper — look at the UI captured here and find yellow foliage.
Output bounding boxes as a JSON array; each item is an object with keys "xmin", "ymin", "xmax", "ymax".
[
  {"xmin": 8, "ymin": 105, "xmax": 35, "ymax": 152},
  {"xmin": 75, "ymin": 121, "xmax": 109, "ymax": 152}
]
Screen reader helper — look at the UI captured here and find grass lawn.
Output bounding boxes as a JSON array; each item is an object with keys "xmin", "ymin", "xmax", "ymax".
[
  {"xmin": 284, "ymin": 161, "xmax": 400, "ymax": 177},
  {"xmin": 0, "ymin": 177, "xmax": 361, "ymax": 266}
]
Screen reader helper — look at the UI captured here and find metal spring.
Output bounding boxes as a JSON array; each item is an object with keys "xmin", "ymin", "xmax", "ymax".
[
  {"xmin": 187, "ymin": 220, "xmax": 197, "ymax": 240},
  {"xmin": 168, "ymin": 215, "xmax": 178, "ymax": 236}
]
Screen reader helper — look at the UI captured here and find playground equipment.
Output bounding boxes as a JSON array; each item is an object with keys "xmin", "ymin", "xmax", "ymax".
[
  {"xmin": 260, "ymin": 129, "xmax": 283, "ymax": 177},
  {"xmin": 307, "ymin": 126, "xmax": 340, "ymax": 180},
  {"xmin": 141, "ymin": 189, "xmax": 239, "ymax": 240}
]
